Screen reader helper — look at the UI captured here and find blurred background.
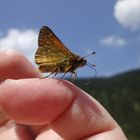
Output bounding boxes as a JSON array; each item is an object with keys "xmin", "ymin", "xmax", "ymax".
[{"xmin": 0, "ymin": 0, "xmax": 140, "ymax": 139}]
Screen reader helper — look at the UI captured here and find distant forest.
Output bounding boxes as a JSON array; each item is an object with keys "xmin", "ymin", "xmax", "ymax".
[{"xmin": 74, "ymin": 69, "xmax": 140, "ymax": 140}]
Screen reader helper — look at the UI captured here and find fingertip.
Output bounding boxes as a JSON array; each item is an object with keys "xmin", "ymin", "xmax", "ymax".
[
  {"xmin": 0, "ymin": 49, "xmax": 39, "ymax": 80},
  {"xmin": 0, "ymin": 49, "xmax": 26, "ymax": 67}
]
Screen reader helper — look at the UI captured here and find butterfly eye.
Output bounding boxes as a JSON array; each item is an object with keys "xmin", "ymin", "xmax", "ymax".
[
  {"xmin": 77, "ymin": 58, "xmax": 87, "ymax": 65},
  {"xmin": 77, "ymin": 57, "xmax": 83, "ymax": 61}
]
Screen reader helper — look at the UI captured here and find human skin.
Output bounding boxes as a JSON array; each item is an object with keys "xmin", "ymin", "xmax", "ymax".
[{"xmin": 0, "ymin": 50, "xmax": 127, "ymax": 140}]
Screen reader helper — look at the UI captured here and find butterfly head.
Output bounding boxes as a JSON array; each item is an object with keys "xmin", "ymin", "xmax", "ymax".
[
  {"xmin": 76, "ymin": 57, "xmax": 87, "ymax": 67},
  {"xmin": 75, "ymin": 51, "xmax": 96, "ymax": 72}
]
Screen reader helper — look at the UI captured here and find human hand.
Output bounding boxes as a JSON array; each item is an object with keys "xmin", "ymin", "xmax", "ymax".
[{"xmin": 0, "ymin": 50, "xmax": 127, "ymax": 140}]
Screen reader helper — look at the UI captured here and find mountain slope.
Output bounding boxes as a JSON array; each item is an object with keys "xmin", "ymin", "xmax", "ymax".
[{"xmin": 75, "ymin": 69, "xmax": 140, "ymax": 140}]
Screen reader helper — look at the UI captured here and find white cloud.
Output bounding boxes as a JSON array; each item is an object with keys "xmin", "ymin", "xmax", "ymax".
[
  {"xmin": 114, "ymin": 0, "xmax": 140, "ymax": 30},
  {"xmin": 100, "ymin": 36, "xmax": 126, "ymax": 47},
  {"xmin": 0, "ymin": 28, "xmax": 38, "ymax": 62}
]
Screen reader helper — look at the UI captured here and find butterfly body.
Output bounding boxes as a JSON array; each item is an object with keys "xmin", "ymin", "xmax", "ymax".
[{"xmin": 37, "ymin": 56, "xmax": 87, "ymax": 73}]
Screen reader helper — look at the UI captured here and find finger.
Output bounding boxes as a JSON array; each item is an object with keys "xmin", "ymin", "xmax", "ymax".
[
  {"xmin": 0, "ymin": 49, "xmax": 39, "ymax": 81},
  {"xmin": 0, "ymin": 78, "xmax": 75, "ymax": 125}
]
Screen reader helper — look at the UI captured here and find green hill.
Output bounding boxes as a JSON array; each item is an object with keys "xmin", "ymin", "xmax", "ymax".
[{"xmin": 75, "ymin": 69, "xmax": 140, "ymax": 140}]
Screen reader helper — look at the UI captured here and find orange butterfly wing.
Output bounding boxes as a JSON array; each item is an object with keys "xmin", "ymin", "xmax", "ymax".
[{"xmin": 35, "ymin": 26, "xmax": 77, "ymax": 66}]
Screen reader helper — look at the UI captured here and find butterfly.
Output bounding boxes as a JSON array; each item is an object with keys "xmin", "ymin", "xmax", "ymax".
[{"xmin": 35, "ymin": 26, "xmax": 95, "ymax": 80}]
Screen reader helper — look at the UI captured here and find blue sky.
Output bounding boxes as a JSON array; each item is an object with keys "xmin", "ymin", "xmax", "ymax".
[{"xmin": 0, "ymin": 0, "xmax": 140, "ymax": 77}]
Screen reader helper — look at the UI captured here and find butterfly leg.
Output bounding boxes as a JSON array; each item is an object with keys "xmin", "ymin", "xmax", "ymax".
[
  {"xmin": 41, "ymin": 67, "xmax": 58, "ymax": 79},
  {"xmin": 52, "ymin": 72, "xmax": 58, "ymax": 78},
  {"xmin": 70, "ymin": 71, "xmax": 77, "ymax": 82},
  {"xmin": 41, "ymin": 72, "xmax": 54, "ymax": 79},
  {"xmin": 57, "ymin": 72, "xmax": 67, "ymax": 83}
]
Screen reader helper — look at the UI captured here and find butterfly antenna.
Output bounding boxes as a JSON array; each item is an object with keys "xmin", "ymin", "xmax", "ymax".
[
  {"xmin": 86, "ymin": 62, "xmax": 97, "ymax": 77},
  {"xmin": 82, "ymin": 51, "xmax": 96, "ymax": 58}
]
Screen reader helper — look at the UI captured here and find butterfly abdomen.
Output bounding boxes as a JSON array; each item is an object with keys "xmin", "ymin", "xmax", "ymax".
[{"xmin": 39, "ymin": 64, "xmax": 68, "ymax": 73}]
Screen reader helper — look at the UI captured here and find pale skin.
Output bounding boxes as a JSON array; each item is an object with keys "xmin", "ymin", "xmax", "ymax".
[{"xmin": 0, "ymin": 50, "xmax": 127, "ymax": 140}]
